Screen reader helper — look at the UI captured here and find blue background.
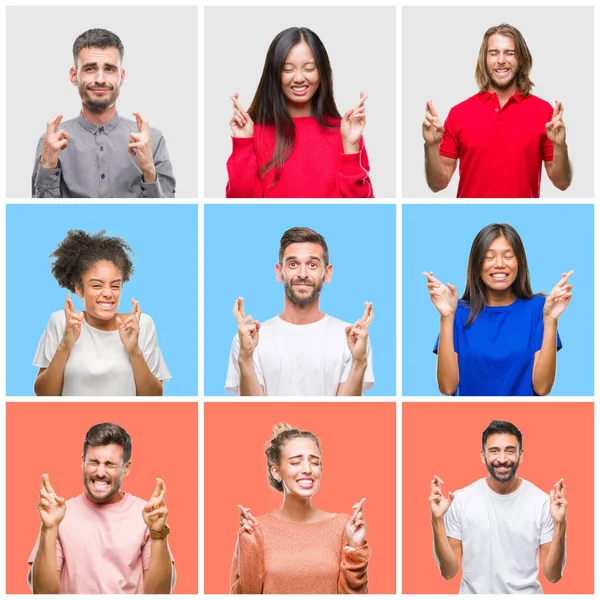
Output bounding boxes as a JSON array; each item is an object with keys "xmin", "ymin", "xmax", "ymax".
[
  {"xmin": 402, "ymin": 204, "xmax": 594, "ymax": 396},
  {"xmin": 7, "ymin": 204, "xmax": 198, "ymax": 396},
  {"xmin": 204, "ymin": 204, "xmax": 396, "ymax": 396}
]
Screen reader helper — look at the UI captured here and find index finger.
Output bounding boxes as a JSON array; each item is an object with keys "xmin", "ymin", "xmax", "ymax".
[
  {"xmin": 427, "ymin": 100, "xmax": 438, "ymax": 117},
  {"xmin": 422, "ymin": 271, "xmax": 442, "ymax": 284},
  {"xmin": 132, "ymin": 112, "xmax": 148, "ymax": 132},
  {"xmin": 361, "ymin": 302, "xmax": 374, "ymax": 326},
  {"xmin": 42, "ymin": 473, "xmax": 55, "ymax": 494},
  {"xmin": 554, "ymin": 477, "xmax": 565, "ymax": 493},
  {"xmin": 47, "ymin": 114, "xmax": 63, "ymax": 134},
  {"xmin": 553, "ymin": 100, "xmax": 563, "ymax": 118},
  {"xmin": 230, "ymin": 94, "xmax": 246, "ymax": 114},
  {"xmin": 233, "ymin": 297, "xmax": 246, "ymax": 322},
  {"xmin": 353, "ymin": 93, "xmax": 368, "ymax": 111},
  {"xmin": 556, "ymin": 270, "xmax": 574, "ymax": 286},
  {"xmin": 131, "ymin": 297, "xmax": 141, "ymax": 321},
  {"xmin": 433, "ymin": 474, "xmax": 444, "ymax": 486}
]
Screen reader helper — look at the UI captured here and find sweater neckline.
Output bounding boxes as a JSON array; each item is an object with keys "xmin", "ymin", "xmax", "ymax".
[{"xmin": 265, "ymin": 512, "xmax": 338, "ymax": 525}]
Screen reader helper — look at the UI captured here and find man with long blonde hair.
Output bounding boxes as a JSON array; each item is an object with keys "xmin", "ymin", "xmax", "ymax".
[{"xmin": 422, "ymin": 24, "xmax": 572, "ymax": 198}]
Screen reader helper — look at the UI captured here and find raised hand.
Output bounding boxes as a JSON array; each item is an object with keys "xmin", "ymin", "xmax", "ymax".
[
  {"xmin": 549, "ymin": 478, "xmax": 568, "ymax": 523},
  {"xmin": 41, "ymin": 114, "xmax": 69, "ymax": 169},
  {"xmin": 129, "ymin": 112, "xmax": 156, "ymax": 181},
  {"xmin": 429, "ymin": 475, "xmax": 454, "ymax": 519},
  {"xmin": 116, "ymin": 298, "xmax": 141, "ymax": 356},
  {"xmin": 37, "ymin": 474, "xmax": 67, "ymax": 529},
  {"xmin": 423, "ymin": 271, "xmax": 458, "ymax": 318},
  {"xmin": 341, "ymin": 92, "xmax": 368, "ymax": 152},
  {"xmin": 230, "ymin": 94, "xmax": 254, "ymax": 138},
  {"xmin": 237, "ymin": 504, "xmax": 258, "ymax": 534},
  {"xmin": 345, "ymin": 302, "xmax": 374, "ymax": 363},
  {"xmin": 546, "ymin": 101, "xmax": 567, "ymax": 146},
  {"xmin": 60, "ymin": 294, "xmax": 84, "ymax": 351},
  {"xmin": 142, "ymin": 478, "xmax": 169, "ymax": 533},
  {"xmin": 544, "ymin": 270, "xmax": 573, "ymax": 321},
  {"xmin": 233, "ymin": 297, "xmax": 260, "ymax": 359},
  {"xmin": 345, "ymin": 498, "xmax": 367, "ymax": 548},
  {"xmin": 422, "ymin": 101, "xmax": 444, "ymax": 145}
]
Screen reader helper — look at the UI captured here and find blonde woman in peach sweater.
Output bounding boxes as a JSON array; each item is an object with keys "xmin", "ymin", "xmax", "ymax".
[{"xmin": 230, "ymin": 423, "xmax": 371, "ymax": 594}]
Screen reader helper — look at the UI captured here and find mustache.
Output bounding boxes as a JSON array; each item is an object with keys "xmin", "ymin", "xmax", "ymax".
[
  {"xmin": 86, "ymin": 84, "xmax": 114, "ymax": 90},
  {"xmin": 292, "ymin": 278, "xmax": 315, "ymax": 286}
]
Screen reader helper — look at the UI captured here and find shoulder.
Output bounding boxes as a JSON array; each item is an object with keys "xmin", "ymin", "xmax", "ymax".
[
  {"xmin": 139, "ymin": 312, "xmax": 156, "ymax": 327},
  {"xmin": 126, "ymin": 493, "xmax": 150, "ymax": 509},
  {"xmin": 449, "ymin": 93, "xmax": 485, "ymax": 113},
  {"xmin": 453, "ymin": 478, "xmax": 485, "ymax": 499},
  {"xmin": 323, "ymin": 315, "xmax": 352, "ymax": 329},
  {"xmin": 522, "ymin": 94, "xmax": 554, "ymax": 112},
  {"xmin": 120, "ymin": 117, "xmax": 165, "ymax": 140},
  {"xmin": 47, "ymin": 310, "xmax": 66, "ymax": 327},
  {"xmin": 519, "ymin": 479, "xmax": 550, "ymax": 502},
  {"xmin": 518, "ymin": 295, "xmax": 546, "ymax": 313},
  {"xmin": 257, "ymin": 316, "xmax": 280, "ymax": 330}
]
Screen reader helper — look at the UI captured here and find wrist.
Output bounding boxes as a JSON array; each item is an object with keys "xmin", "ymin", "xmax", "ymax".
[
  {"xmin": 128, "ymin": 346, "xmax": 142, "ymax": 359},
  {"xmin": 543, "ymin": 315, "xmax": 559, "ymax": 327},
  {"xmin": 343, "ymin": 141, "xmax": 360, "ymax": 154},
  {"xmin": 57, "ymin": 339, "xmax": 73, "ymax": 353},
  {"xmin": 553, "ymin": 519, "xmax": 567, "ymax": 532},
  {"xmin": 440, "ymin": 313, "xmax": 455, "ymax": 323},
  {"xmin": 41, "ymin": 523, "xmax": 59, "ymax": 534},
  {"xmin": 350, "ymin": 356, "xmax": 368, "ymax": 370},
  {"xmin": 40, "ymin": 155, "xmax": 59, "ymax": 169},
  {"xmin": 238, "ymin": 352, "xmax": 255, "ymax": 366},
  {"xmin": 142, "ymin": 167, "xmax": 157, "ymax": 183},
  {"xmin": 424, "ymin": 140, "xmax": 442, "ymax": 150}
]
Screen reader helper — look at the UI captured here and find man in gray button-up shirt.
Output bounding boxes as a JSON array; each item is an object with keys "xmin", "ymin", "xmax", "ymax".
[{"xmin": 32, "ymin": 28, "xmax": 176, "ymax": 199}]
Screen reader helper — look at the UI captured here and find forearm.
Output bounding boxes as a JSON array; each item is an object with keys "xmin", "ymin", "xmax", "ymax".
[
  {"xmin": 436, "ymin": 316, "xmax": 458, "ymax": 395},
  {"xmin": 532, "ymin": 318, "xmax": 558, "ymax": 395},
  {"xmin": 34, "ymin": 346, "xmax": 70, "ymax": 396},
  {"xmin": 144, "ymin": 538, "xmax": 172, "ymax": 594},
  {"xmin": 129, "ymin": 350, "xmax": 164, "ymax": 396},
  {"xmin": 431, "ymin": 517, "xmax": 459, "ymax": 579},
  {"xmin": 337, "ymin": 360, "xmax": 367, "ymax": 396},
  {"xmin": 424, "ymin": 143, "xmax": 451, "ymax": 192},
  {"xmin": 32, "ymin": 526, "xmax": 60, "ymax": 594},
  {"xmin": 548, "ymin": 145, "xmax": 572, "ymax": 191},
  {"xmin": 543, "ymin": 522, "xmax": 567, "ymax": 583},
  {"xmin": 238, "ymin": 357, "xmax": 264, "ymax": 396}
]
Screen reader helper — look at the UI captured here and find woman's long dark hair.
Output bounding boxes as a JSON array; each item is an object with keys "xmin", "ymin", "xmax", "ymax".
[
  {"xmin": 462, "ymin": 223, "xmax": 535, "ymax": 326},
  {"xmin": 248, "ymin": 27, "xmax": 341, "ymax": 182}
]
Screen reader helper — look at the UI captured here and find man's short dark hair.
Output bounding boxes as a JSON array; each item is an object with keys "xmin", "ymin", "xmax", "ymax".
[
  {"xmin": 482, "ymin": 420, "xmax": 523, "ymax": 452},
  {"xmin": 83, "ymin": 422, "xmax": 132, "ymax": 463},
  {"xmin": 73, "ymin": 28, "xmax": 124, "ymax": 65},
  {"xmin": 279, "ymin": 227, "xmax": 329, "ymax": 266}
]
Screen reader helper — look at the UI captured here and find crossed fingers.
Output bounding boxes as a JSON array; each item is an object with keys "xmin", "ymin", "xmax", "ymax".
[{"xmin": 238, "ymin": 504, "xmax": 258, "ymax": 533}]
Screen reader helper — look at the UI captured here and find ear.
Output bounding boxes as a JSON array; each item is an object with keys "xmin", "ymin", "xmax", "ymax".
[
  {"xmin": 120, "ymin": 68, "xmax": 126, "ymax": 86},
  {"xmin": 275, "ymin": 263, "xmax": 283, "ymax": 283},
  {"xmin": 69, "ymin": 65, "xmax": 78, "ymax": 87},
  {"xmin": 480, "ymin": 449, "xmax": 486, "ymax": 465},
  {"xmin": 74, "ymin": 283, "xmax": 83, "ymax": 299},
  {"xmin": 324, "ymin": 263, "xmax": 333, "ymax": 284},
  {"xmin": 123, "ymin": 460, "xmax": 132, "ymax": 477},
  {"xmin": 81, "ymin": 453, "xmax": 85, "ymax": 470},
  {"xmin": 270, "ymin": 465, "xmax": 280, "ymax": 482},
  {"xmin": 517, "ymin": 449, "xmax": 524, "ymax": 465}
]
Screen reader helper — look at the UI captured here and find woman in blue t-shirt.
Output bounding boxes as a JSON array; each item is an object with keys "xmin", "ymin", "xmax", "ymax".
[{"xmin": 423, "ymin": 223, "xmax": 573, "ymax": 396}]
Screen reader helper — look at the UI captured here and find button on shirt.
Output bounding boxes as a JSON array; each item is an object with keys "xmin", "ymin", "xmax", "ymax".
[
  {"xmin": 32, "ymin": 113, "xmax": 176, "ymax": 198},
  {"xmin": 440, "ymin": 91, "xmax": 555, "ymax": 198}
]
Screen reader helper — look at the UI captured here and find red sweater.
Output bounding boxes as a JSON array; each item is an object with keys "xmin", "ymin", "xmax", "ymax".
[{"xmin": 226, "ymin": 117, "xmax": 374, "ymax": 198}]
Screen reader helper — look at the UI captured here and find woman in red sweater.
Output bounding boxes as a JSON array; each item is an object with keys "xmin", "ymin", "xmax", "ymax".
[
  {"xmin": 230, "ymin": 423, "xmax": 371, "ymax": 594},
  {"xmin": 226, "ymin": 27, "xmax": 374, "ymax": 198}
]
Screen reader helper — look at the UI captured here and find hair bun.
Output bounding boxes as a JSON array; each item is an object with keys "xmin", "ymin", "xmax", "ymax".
[{"xmin": 272, "ymin": 422, "xmax": 294, "ymax": 438}]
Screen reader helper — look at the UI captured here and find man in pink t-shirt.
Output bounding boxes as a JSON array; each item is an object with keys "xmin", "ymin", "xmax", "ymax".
[{"xmin": 28, "ymin": 422, "xmax": 174, "ymax": 594}]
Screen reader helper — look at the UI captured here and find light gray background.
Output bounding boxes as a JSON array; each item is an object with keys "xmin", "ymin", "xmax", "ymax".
[
  {"xmin": 402, "ymin": 6, "xmax": 594, "ymax": 198},
  {"xmin": 7, "ymin": 6, "xmax": 198, "ymax": 198},
  {"xmin": 204, "ymin": 6, "xmax": 396, "ymax": 198}
]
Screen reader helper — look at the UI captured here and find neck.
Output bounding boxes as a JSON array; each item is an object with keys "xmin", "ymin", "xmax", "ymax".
[
  {"xmin": 286, "ymin": 101, "xmax": 313, "ymax": 118},
  {"xmin": 81, "ymin": 103, "xmax": 117, "ymax": 126},
  {"xmin": 280, "ymin": 298, "xmax": 324, "ymax": 325},
  {"xmin": 278, "ymin": 492, "xmax": 317, "ymax": 522},
  {"xmin": 490, "ymin": 84, "xmax": 517, "ymax": 107},
  {"xmin": 85, "ymin": 490, "xmax": 125, "ymax": 505},
  {"xmin": 486, "ymin": 475, "xmax": 521, "ymax": 495},
  {"xmin": 83, "ymin": 311, "xmax": 118, "ymax": 331},
  {"xmin": 485, "ymin": 288, "xmax": 516, "ymax": 306}
]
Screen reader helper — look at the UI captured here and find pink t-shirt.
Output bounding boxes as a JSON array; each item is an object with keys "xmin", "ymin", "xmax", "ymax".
[{"xmin": 28, "ymin": 492, "xmax": 157, "ymax": 594}]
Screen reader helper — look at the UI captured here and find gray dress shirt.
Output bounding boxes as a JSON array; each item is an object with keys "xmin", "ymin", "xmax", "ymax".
[{"xmin": 32, "ymin": 113, "xmax": 176, "ymax": 198}]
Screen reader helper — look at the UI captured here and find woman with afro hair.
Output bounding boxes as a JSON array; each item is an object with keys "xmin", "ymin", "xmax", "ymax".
[{"xmin": 33, "ymin": 230, "xmax": 170, "ymax": 396}]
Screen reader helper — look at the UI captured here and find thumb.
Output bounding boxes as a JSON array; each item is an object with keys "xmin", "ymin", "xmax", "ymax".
[{"xmin": 254, "ymin": 320, "xmax": 261, "ymax": 332}]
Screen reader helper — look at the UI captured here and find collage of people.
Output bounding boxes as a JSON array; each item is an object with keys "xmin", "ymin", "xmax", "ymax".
[{"xmin": 0, "ymin": 0, "xmax": 596, "ymax": 597}]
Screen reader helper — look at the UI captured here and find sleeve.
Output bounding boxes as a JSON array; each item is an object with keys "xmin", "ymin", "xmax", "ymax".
[
  {"xmin": 32, "ymin": 136, "xmax": 62, "ymax": 198},
  {"xmin": 337, "ymin": 539, "xmax": 371, "ymax": 594},
  {"xmin": 32, "ymin": 314, "xmax": 62, "ymax": 368},
  {"xmin": 139, "ymin": 131, "xmax": 176, "ymax": 198},
  {"xmin": 340, "ymin": 338, "xmax": 375, "ymax": 392},
  {"xmin": 139, "ymin": 315, "xmax": 172, "ymax": 382},
  {"xmin": 226, "ymin": 137, "xmax": 264, "ymax": 198},
  {"xmin": 230, "ymin": 527, "xmax": 265, "ymax": 594},
  {"xmin": 534, "ymin": 298, "xmax": 562, "ymax": 352},
  {"xmin": 539, "ymin": 497, "xmax": 555, "ymax": 545},
  {"xmin": 443, "ymin": 494, "xmax": 462, "ymax": 540},
  {"xmin": 27, "ymin": 529, "xmax": 64, "ymax": 590},
  {"xmin": 439, "ymin": 108, "xmax": 460, "ymax": 160},
  {"xmin": 225, "ymin": 334, "xmax": 265, "ymax": 395},
  {"xmin": 541, "ymin": 106, "xmax": 555, "ymax": 162},
  {"xmin": 337, "ymin": 138, "xmax": 374, "ymax": 198}
]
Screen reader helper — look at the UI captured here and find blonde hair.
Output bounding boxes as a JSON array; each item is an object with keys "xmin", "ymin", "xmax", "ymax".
[
  {"xmin": 475, "ymin": 24, "xmax": 534, "ymax": 97},
  {"xmin": 264, "ymin": 423, "xmax": 321, "ymax": 493}
]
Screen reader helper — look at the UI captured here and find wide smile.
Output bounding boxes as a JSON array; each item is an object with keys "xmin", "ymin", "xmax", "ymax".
[
  {"xmin": 296, "ymin": 478, "xmax": 315, "ymax": 489},
  {"xmin": 290, "ymin": 85, "xmax": 309, "ymax": 96},
  {"xmin": 494, "ymin": 67, "xmax": 511, "ymax": 77},
  {"xmin": 97, "ymin": 301, "xmax": 116, "ymax": 308},
  {"xmin": 489, "ymin": 273, "xmax": 510, "ymax": 281}
]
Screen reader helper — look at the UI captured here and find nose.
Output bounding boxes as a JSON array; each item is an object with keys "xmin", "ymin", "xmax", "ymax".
[
  {"xmin": 101, "ymin": 287, "xmax": 113, "ymax": 298},
  {"xmin": 95, "ymin": 68, "xmax": 107, "ymax": 84},
  {"xmin": 96, "ymin": 463, "xmax": 106, "ymax": 477},
  {"xmin": 292, "ymin": 69, "xmax": 305, "ymax": 83},
  {"xmin": 493, "ymin": 255, "xmax": 505, "ymax": 268},
  {"xmin": 298, "ymin": 263, "xmax": 309, "ymax": 278},
  {"xmin": 301, "ymin": 461, "xmax": 312, "ymax": 474}
]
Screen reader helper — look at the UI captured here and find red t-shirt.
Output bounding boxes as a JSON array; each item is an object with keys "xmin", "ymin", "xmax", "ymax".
[{"xmin": 440, "ymin": 91, "xmax": 554, "ymax": 198}]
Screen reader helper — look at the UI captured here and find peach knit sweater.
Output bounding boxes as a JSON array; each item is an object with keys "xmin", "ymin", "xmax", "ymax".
[{"xmin": 230, "ymin": 513, "xmax": 371, "ymax": 594}]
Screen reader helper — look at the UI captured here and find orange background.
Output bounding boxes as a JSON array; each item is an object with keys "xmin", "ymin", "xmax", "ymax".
[
  {"xmin": 204, "ymin": 402, "xmax": 396, "ymax": 594},
  {"xmin": 402, "ymin": 402, "xmax": 594, "ymax": 594},
  {"xmin": 6, "ymin": 402, "xmax": 198, "ymax": 594}
]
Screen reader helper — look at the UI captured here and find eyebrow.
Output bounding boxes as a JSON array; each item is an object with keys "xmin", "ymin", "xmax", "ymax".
[
  {"xmin": 287, "ymin": 454, "xmax": 321, "ymax": 460},
  {"xmin": 283, "ymin": 61, "xmax": 316, "ymax": 66},
  {"xmin": 485, "ymin": 249, "xmax": 514, "ymax": 253},
  {"xmin": 488, "ymin": 445, "xmax": 517, "ymax": 451},
  {"xmin": 81, "ymin": 61, "xmax": 119, "ymax": 69},
  {"xmin": 286, "ymin": 256, "xmax": 321, "ymax": 262},
  {"xmin": 87, "ymin": 278, "xmax": 122, "ymax": 284}
]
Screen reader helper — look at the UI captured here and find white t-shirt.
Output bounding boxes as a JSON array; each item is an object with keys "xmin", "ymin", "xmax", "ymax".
[
  {"xmin": 33, "ymin": 310, "xmax": 171, "ymax": 396},
  {"xmin": 444, "ymin": 478, "xmax": 555, "ymax": 594},
  {"xmin": 225, "ymin": 314, "xmax": 375, "ymax": 396}
]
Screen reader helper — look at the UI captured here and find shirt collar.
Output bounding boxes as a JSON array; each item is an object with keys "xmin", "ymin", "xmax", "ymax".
[
  {"xmin": 480, "ymin": 89, "xmax": 523, "ymax": 104},
  {"xmin": 77, "ymin": 112, "xmax": 122, "ymax": 134}
]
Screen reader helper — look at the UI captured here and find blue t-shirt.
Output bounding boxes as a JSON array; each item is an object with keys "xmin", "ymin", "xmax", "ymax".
[{"xmin": 433, "ymin": 296, "xmax": 562, "ymax": 396}]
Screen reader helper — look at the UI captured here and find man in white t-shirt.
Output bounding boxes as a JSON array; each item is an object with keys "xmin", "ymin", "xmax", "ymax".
[
  {"xmin": 225, "ymin": 226, "xmax": 375, "ymax": 396},
  {"xmin": 428, "ymin": 420, "xmax": 567, "ymax": 594}
]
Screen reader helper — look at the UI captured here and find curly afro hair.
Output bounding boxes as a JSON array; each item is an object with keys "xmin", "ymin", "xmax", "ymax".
[{"xmin": 50, "ymin": 229, "xmax": 135, "ymax": 293}]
